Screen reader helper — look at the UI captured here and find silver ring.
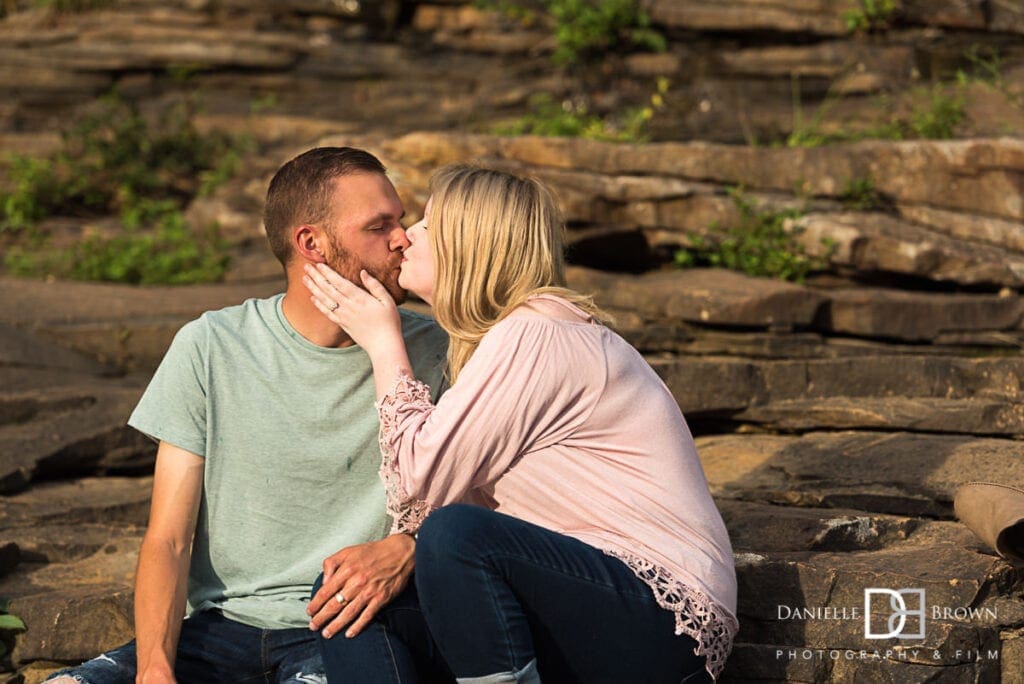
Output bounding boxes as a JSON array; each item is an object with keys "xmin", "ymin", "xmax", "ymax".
[
  {"xmin": 329, "ymin": 301, "xmax": 339, "ymax": 312},
  {"xmin": 334, "ymin": 591, "xmax": 346, "ymax": 604}
]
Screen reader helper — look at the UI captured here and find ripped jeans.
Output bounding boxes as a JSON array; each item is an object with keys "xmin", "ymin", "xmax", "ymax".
[{"xmin": 45, "ymin": 609, "xmax": 325, "ymax": 684}]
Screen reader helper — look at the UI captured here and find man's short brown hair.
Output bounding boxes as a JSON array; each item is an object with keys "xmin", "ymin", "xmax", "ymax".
[{"xmin": 263, "ymin": 147, "xmax": 387, "ymax": 266}]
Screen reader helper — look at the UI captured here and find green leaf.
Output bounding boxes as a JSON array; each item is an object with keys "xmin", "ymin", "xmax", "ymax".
[{"xmin": 0, "ymin": 613, "xmax": 26, "ymax": 632}]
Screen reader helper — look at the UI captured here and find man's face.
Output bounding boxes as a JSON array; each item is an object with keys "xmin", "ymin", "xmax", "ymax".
[{"xmin": 322, "ymin": 172, "xmax": 410, "ymax": 304}]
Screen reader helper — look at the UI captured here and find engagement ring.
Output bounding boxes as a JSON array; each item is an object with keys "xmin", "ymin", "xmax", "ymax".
[
  {"xmin": 335, "ymin": 591, "xmax": 346, "ymax": 604},
  {"xmin": 329, "ymin": 302, "xmax": 340, "ymax": 312}
]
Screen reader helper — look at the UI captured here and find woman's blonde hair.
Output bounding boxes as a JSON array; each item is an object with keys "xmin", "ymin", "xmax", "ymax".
[{"xmin": 428, "ymin": 163, "xmax": 604, "ymax": 383}]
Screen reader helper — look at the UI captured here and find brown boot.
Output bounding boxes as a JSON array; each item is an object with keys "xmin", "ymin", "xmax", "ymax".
[{"xmin": 954, "ymin": 482, "xmax": 1024, "ymax": 565}]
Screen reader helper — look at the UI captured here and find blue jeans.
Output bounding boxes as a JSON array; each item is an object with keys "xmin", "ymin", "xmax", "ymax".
[
  {"xmin": 321, "ymin": 505, "xmax": 710, "ymax": 683},
  {"xmin": 46, "ymin": 610, "xmax": 325, "ymax": 684},
  {"xmin": 312, "ymin": 575, "xmax": 454, "ymax": 684}
]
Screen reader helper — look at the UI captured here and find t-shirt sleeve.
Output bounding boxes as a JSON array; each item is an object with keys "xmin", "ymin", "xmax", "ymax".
[
  {"xmin": 127, "ymin": 318, "xmax": 208, "ymax": 457},
  {"xmin": 378, "ymin": 317, "xmax": 595, "ymax": 510}
]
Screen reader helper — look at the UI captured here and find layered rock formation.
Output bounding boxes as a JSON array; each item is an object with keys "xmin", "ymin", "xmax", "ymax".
[{"xmin": 1, "ymin": 1, "xmax": 1023, "ymax": 682}]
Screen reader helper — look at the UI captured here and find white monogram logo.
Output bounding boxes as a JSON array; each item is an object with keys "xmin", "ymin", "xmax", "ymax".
[{"xmin": 864, "ymin": 588, "xmax": 926, "ymax": 639}]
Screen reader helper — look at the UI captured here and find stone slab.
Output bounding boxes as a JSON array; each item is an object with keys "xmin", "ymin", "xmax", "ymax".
[
  {"xmin": 0, "ymin": 277, "xmax": 284, "ymax": 330},
  {"xmin": 0, "ymin": 388, "xmax": 152, "ymax": 494},
  {"xmin": 736, "ymin": 396, "xmax": 1024, "ymax": 436},
  {"xmin": 0, "ymin": 323, "xmax": 110, "ymax": 375},
  {"xmin": 652, "ymin": 354, "xmax": 1024, "ymax": 418},
  {"xmin": 819, "ymin": 288, "xmax": 1024, "ymax": 341},
  {"xmin": 568, "ymin": 266, "xmax": 826, "ymax": 329},
  {"xmin": 4, "ymin": 560, "xmax": 135, "ymax": 664},
  {"xmin": 719, "ymin": 499, "xmax": 919, "ymax": 554},
  {"xmin": 735, "ymin": 541, "xmax": 1014, "ymax": 653},
  {"xmin": 697, "ymin": 431, "xmax": 1024, "ymax": 516},
  {"xmin": 373, "ymin": 134, "xmax": 1024, "ymax": 225},
  {"xmin": 0, "ymin": 476, "xmax": 153, "ymax": 528},
  {"xmin": 6, "ymin": 523, "xmax": 144, "ymax": 564},
  {"xmin": 644, "ymin": 0, "xmax": 850, "ymax": 35},
  {"xmin": 898, "ymin": 204, "xmax": 1024, "ymax": 255},
  {"xmin": 795, "ymin": 212, "xmax": 1024, "ymax": 288}
]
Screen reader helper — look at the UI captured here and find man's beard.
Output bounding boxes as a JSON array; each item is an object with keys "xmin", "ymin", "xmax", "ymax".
[{"xmin": 325, "ymin": 237, "xmax": 407, "ymax": 305}]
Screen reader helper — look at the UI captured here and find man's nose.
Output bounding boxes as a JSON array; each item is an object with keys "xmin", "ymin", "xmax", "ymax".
[{"xmin": 390, "ymin": 226, "xmax": 411, "ymax": 250}]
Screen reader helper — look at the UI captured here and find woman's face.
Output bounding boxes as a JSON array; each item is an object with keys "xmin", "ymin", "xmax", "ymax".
[{"xmin": 399, "ymin": 196, "xmax": 436, "ymax": 304}]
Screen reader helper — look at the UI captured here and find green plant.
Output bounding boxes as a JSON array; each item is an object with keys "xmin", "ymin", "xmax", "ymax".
[
  {"xmin": 907, "ymin": 83, "xmax": 965, "ymax": 139},
  {"xmin": 1, "ymin": 91, "xmax": 241, "ymax": 234},
  {"xmin": 673, "ymin": 189, "xmax": 830, "ymax": 282},
  {"xmin": 35, "ymin": 0, "xmax": 111, "ymax": 12},
  {"xmin": 199, "ymin": 147, "xmax": 248, "ymax": 196},
  {"xmin": 0, "ymin": 89, "xmax": 244, "ymax": 284},
  {"xmin": 495, "ymin": 78, "xmax": 667, "ymax": 141},
  {"xmin": 959, "ymin": 45, "xmax": 1023, "ymax": 111},
  {"xmin": 843, "ymin": 0, "xmax": 897, "ymax": 32},
  {"xmin": 481, "ymin": 0, "xmax": 665, "ymax": 65},
  {"xmin": 6, "ymin": 211, "xmax": 229, "ymax": 285},
  {"xmin": 249, "ymin": 93, "xmax": 280, "ymax": 114},
  {"xmin": 0, "ymin": 155, "xmax": 60, "ymax": 233},
  {"xmin": 838, "ymin": 176, "xmax": 887, "ymax": 211},
  {"xmin": 0, "ymin": 603, "xmax": 26, "ymax": 660},
  {"xmin": 494, "ymin": 94, "xmax": 607, "ymax": 137},
  {"xmin": 785, "ymin": 78, "xmax": 965, "ymax": 147}
]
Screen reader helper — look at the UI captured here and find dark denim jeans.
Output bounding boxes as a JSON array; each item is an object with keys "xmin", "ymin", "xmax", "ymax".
[
  {"xmin": 46, "ymin": 610, "xmax": 325, "ymax": 684},
  {"xmin": 321, "ymin": 505, "xmax": 711, "ymax": 683},
  {"xmin": 312, "ymin": 573, "xmax": 453, "ymax": 684}
]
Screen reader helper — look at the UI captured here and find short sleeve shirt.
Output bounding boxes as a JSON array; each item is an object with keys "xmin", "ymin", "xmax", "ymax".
[{"xmin": 128, "ymin": 294, "xmax": 447, "ymax": 629}]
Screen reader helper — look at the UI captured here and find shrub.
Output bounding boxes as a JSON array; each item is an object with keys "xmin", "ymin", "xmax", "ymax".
[
  {"xmin": 838, "ymin": 176, "xmax": 887, "ymax": 211},
  {"xmin": 907, "ymin": 83, "xmax": 965, "ymax": 139},
  {"xmin": 5, "ymin": 209, "xmax": 228, "ymax": 285},
  {"xmin": 494, "ymin": 78, "xmax": 668, "ymax": 141},
  {"xmin": 481, "ymin": 0, "xmax": 665, "ymax": 66},
  {"xmin": 674, "ymin": 189, "xmax": 830, "ymax": 282},
  {"xmin": 0, "ymin": 90, "xmax": 244, "ymax": 284},
  {"xmin": 843, "ymin": 0, "xmax": 897, "ymax": 33},
  {"xmin": 785, "ymin": 81, "xmax": 965, "ymax": 147}
]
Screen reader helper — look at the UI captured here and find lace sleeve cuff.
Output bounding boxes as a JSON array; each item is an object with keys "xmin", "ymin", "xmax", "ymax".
[{"xmin": 376, "ymin": 369, "xmax": 436, "ymax": 534}]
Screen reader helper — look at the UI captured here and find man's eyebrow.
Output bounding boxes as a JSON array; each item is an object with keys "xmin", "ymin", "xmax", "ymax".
[{"xmin": 360, "ymin": 211, "xmax": 405, "ymax": 227}]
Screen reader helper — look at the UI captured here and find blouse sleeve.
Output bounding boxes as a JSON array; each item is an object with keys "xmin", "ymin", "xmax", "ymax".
[{"xmin": 376, "ymin": 317, "xmax": 598, "ymax": 531}]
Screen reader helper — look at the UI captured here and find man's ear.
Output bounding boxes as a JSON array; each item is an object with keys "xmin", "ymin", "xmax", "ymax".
[{"xmin": 293, "ymin": 225, "xmax": 328, "ymax": 264}]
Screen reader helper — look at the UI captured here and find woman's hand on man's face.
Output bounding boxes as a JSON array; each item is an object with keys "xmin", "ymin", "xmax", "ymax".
[{"xmin": 303, "ymin": 263, "xmax": 403, "ymax": 357}]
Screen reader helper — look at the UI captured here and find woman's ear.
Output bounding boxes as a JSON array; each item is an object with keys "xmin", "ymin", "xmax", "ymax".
[{"xmin": 293, "ymin": 224, "xmax": 328, "ymax": 264}]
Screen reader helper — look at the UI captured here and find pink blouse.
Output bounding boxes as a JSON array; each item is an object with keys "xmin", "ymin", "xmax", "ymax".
[{"xmin": 377, "ymin": 294, "xmax": 738, "ymax": 679}]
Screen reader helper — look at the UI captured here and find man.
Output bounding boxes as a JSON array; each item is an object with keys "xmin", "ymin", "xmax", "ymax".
[{"xmin": 49, "ymin": 147, "xmax": 448, "ymax": 682}]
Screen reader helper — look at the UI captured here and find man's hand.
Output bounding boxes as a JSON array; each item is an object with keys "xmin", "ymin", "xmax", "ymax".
[{"xmin": 307, "ymin": 533, "xmax": 415, "ymax": 639}]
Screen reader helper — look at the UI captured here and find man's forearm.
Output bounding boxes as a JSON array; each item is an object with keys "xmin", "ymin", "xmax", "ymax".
[{"xmin": 133, "ymin": 535, "xmax": 191, "ymax": 677}]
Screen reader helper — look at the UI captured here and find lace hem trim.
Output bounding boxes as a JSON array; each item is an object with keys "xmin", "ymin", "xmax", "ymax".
[
  {"xmin": 604, "ymin": 549, "xmax": 737, "ymax": 681},
  {"xmin": 376, "ymin": 369, "xmax": 436, "ymax": 535}
]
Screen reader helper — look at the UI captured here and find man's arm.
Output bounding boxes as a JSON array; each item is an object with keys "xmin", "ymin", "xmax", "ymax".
[
  {"xmin": 306, "ymin": 533, "xmax": 415, "ymax": 639},
  {"xmin": 134, "ymin": 441, "xmax": 204, "ymax": 683}
]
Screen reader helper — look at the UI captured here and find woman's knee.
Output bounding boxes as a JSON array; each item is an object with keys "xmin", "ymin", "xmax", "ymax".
[{"xmin": 416, "ymin": 504, "xmax": 495, "ymax": 565}]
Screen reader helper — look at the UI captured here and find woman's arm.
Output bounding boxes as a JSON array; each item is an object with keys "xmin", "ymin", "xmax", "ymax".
[
  {"xmin": 376, "ymin": 317, "xmax": 594, "ymax": 508},
  {"xmin": 303, "ymin": 264, "xmax": 593, "ymax": 511},
  {"xmin": 303, "ymin": 264, "xmax": 412, "ymax": 399}
]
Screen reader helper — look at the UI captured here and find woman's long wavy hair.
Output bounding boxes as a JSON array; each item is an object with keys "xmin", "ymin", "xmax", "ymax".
[{"xmin": 428, "ymin": 163, "xmax": 605, "ymax": 383}]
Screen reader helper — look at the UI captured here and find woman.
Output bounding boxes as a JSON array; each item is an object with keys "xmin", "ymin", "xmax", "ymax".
[{"xmin": 303, "ymin": 164, "xmax": 737, "ymax": 682}]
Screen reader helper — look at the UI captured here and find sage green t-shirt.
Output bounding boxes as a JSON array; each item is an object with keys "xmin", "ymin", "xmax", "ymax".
[{"xmin": 128, "ymin": 294, "xmax": 447, "ymax": 629}]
